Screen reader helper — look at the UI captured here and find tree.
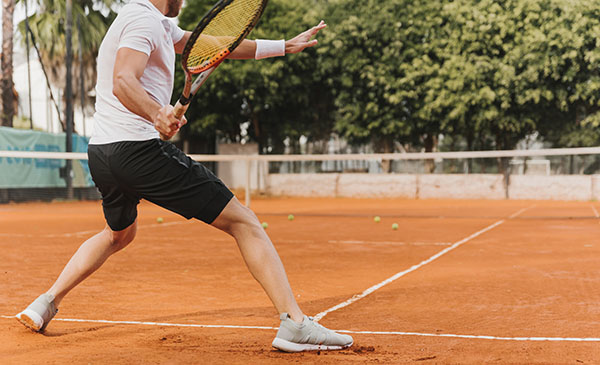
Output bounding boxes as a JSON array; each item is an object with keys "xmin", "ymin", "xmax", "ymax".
[
  {"xmin": 177, "ymin": 0, "xmax": 334, "ymax": 154},
  {"xmin": 319, "ymin": 0, "xmax": 417, "ymax": 154},
  {"xmin": 320, "ymin": 0, "xmax": 600, "ymax": 158},
  {"xmin": 17, "ymin": 0, "xmax": 120, "ymax": 130},
  {"xmin": 423, "ymin": 1, "xmax": 538, "ymax": 153},
  {"xmin": 424, "ymin": 0, "xmax": 600, "ymax": 153},
  {"xmin": 1, "ymin": 0, "xmax": 15, "ymax": 126},
  {"xmin": 531, "ymin": 0, "xmax": 600, "ymax": 148}
]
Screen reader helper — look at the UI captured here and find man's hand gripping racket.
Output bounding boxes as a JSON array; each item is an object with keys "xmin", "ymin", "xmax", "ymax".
[{"xmin": 158, "ymin": 0, "xmax": 268, "ymax": 140}]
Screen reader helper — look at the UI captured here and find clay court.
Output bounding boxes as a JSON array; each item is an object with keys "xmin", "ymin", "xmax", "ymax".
[{"xmin": 1, "ymin": 197, "xmax": 599, "ymax": 363}]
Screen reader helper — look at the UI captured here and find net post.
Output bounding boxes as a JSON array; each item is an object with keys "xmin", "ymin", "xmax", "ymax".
[{"xmin": 245, "ymin": 159, "xmax": 251, "ymax": 207}]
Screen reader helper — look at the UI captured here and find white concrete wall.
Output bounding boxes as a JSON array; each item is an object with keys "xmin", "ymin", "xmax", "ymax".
[
  {"xmin": 217, "ymin": 143, "xmax": 267, "ymax": 191},
  {"xmin": 267, "ymin": 173, "xmax": 339, "ymax": 197},
  {"xmin": 508, "ymin": 175, "xmax": 592, "ymax": 201},
  {"xmin": 336, "ymin": 174, "xmax": 417, "ymax": 198},
  {"xmin": 266, "ymin": 173, "xmax": 600, "ymax": 201},
  {"xmin": 418, "ymin": 174, "xmax": 506, "ymax": 200},
  {"xmin": 592, "ymin": 175, "xmax": 600, "ymax": 201}
]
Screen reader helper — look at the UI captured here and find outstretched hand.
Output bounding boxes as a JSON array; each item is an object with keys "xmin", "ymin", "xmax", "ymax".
[{"xmin": 285, "ymin": 20, "xmax": 327, "ymax": 54}]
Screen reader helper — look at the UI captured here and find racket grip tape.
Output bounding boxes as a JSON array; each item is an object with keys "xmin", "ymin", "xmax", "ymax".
[
  {"xmin": 173, "ymin": 100, "xmax": 189, "ymax": 120},
  {"xmin": 160, "ymin": 101, "xmax": 188, "ymax": 141}
]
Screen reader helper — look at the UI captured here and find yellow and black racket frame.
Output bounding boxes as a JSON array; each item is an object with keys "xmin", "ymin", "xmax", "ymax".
[{"xmin": 178, "ymin": 0, "xmax": 269, "ymax": 107}]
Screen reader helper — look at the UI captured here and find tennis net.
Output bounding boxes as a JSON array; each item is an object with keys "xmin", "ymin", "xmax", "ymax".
[
  {"xmin": 2, "ymin": 147, "xmax": 600, "ymax": 205},
  {"xmin": 0, "ymin": 150, "xmax": 99, "ymax": 203}
]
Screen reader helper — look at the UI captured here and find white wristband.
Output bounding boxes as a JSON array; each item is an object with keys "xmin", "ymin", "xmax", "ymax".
[{"xmin": 255, "ymin": 39, "xmax": 285, "ymax": 60}]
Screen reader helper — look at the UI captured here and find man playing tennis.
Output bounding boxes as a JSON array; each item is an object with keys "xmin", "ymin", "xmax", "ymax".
[{"xmin": 16, "ymin": 0, "xmax": 352, "ymax": 353}]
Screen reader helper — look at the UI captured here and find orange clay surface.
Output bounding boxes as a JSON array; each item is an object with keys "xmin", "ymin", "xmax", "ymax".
[{"xmin": 1, "ymin": 197, "xmax": 600, "ymax": 364}]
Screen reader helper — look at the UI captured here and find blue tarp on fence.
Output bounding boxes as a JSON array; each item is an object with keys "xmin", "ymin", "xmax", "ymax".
[{"xmin": 0, "ymin": 126, "xmax": 92, "ymax": 188}]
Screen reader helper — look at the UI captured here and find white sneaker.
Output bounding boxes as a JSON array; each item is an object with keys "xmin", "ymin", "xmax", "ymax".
[
  {"xmin": 16, "ymin": 293, "xmax": 58, "ymax": 332},
  {"xmin": 272, "ymin": 313, "xmax": 353, "ymax": 352}
]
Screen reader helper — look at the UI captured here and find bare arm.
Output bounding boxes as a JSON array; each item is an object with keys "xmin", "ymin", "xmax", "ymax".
[
  {"xmin": 174, "ymin": 21, "xmax": 327, "ymax": 59},
  {"xmin": 175, "ymin": 31, "xmax": 251, "ymax": 57},
  {"xmin": 174, "ymin": 31, "xmax": 192, "ymax": 54},
  {"xmin": 229, "ymin": 20, "xmax": 328, "ymax": 59},
  {"xmin": 113, "ymin": 47, "xmax": 186, "ymax": 139},
  {"xmin": 228, "ymin": 39, "xmax": 257, "ymax": 59},
  {"xmin": 113, "ymin": 48, "xmax": 160, "ymax": 121}
]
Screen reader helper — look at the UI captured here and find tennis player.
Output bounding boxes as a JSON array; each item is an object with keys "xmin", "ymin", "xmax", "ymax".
[{"xmin": 16, "ymin": 0, "xmax": 352, "ymax": 353}]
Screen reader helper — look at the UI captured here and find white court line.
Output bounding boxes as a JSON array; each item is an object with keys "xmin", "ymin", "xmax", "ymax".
[
  {"xmin": 0, "ymin": 221, "xmax": 192, "ymax": 239},
  {"xmin": 277, "ymin": 239, "xmax": 451, "ymax": 246},
  {"xmin": 328, "ymin": 240, "xmax": 451, "ymax": 246},
  {"xmin": 0, "ymin": 316, "xmax": 278, "ymax": 330},
  {"xmin": 591, "ymin": 205, "xmax": 599, "ymax": 219},
  {"xmin": 0, "ymin": 235, "xmax": 447, "ymax": 247},
  {"xmin": 2, "ymin": 315, "xmax": 597, "ymax": 342},
  {"xmin": 313, "ymin": 205, "xmax": 534, "ymax": 322},
  {"xmin": 334, "ymin": 329, "xmax": 600, "ymax": 342},
  {"xmin": 508, "ymin": 205, "xmax": 535, "ymax": 219},
  {"xmin": 0, "ymin": 315, "xmax": 276, "ymax": 330}
]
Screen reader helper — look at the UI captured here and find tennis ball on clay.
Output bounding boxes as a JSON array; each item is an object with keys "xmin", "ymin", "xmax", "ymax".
[
  {"xmin": 157, "ymin": 217, "xmax": 164, "ymax": 224},
  {"xmin": 392, "ymin": 223, "xmax": 399, "ymax": 230},
  {"xmin": 288, "ymin": 214, "xmax": 295, "ymax": 221},
  {"xmin": 262, "ymin": 222, "xmax": 268, "ymax": 229},
  {"xmin": 374, "ymin": 216, "xmax": 381, "ymax": 223}
]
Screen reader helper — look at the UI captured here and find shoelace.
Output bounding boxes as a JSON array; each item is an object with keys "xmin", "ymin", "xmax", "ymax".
[
  {"xmin": 306, "ymin": 316, "xmax": 334, "ymax": 343},
  {"xmin": 308, "ymin": 317, "xmax": 328, "ymax": 331}
]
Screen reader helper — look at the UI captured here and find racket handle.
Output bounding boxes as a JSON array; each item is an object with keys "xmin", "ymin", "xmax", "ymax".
[
  {"xmin": 160, "ymin": 101, "xmax": 190, "ymax": 141},
  {"xmin": 173, "ymin": 100, "xmax": 189, "ymax": 120}
]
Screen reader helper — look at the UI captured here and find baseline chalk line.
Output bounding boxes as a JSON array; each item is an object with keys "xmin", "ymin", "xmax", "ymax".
[
  {"xmin": 2, "ymin": 315, "xmax": 597, "ymax": 342},
  {"xmin": 335, "ymin": 329, "xmax": 600, "ymax": 342},
  {"xmin": 0, "ymin": 315, "xmax": 276, "ymax": 330}
]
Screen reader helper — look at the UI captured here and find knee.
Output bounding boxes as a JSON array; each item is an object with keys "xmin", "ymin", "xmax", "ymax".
[
  {"xmin": 223, "ymin": 206, "xmax": 262, "ymax": 238},
  {"xmin": 106, "ymin": 223, "xmax": 136, "ymax": 251}
]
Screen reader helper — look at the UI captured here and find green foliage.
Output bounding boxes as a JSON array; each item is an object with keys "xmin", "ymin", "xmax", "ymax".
[
  {"xmin": 140, "ymin": 0, "xmax": 600, "ymax": 152},
  {"xmin": 17, "ymin": 0, "xmax": 120, "ymax": 106},
  {"xmin": 17, "ymin": 0, "xmax": 116, "ymax": 60},
  {"xmin": 318, "ymin": 0, "xmax": 421, "ymax": 152},
  {"xmin": 177, "ymin": 0, "xmax": 333, "ymax": 153},
  {"xmin": 330, "ymin": 0, "xmax": 600, "ymax": 151}
]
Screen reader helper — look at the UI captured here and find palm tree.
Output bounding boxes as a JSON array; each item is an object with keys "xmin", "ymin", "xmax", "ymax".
[
  {"xmin": 2, "ymin": 0, "xmax": 15, "ymax": 127},
  {"xmin": 17, "ymin": 0, "xmax": 120, "ymax": 131}
]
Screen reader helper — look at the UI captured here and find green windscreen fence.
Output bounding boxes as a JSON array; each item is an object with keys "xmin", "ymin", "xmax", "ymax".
[{"xmin": 0, "ymin": 127, "xmax": 98, "ymax": 202}]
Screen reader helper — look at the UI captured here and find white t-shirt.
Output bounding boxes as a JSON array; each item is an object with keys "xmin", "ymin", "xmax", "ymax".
[{"xmin": 90, "ymin": 0, "xmax": 185, "ymax": 145}]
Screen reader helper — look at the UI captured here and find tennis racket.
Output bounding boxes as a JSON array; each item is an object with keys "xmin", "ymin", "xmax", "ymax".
[{"xmin": 161, "ymin": 0, "xmax": 268, "ymax": 140}]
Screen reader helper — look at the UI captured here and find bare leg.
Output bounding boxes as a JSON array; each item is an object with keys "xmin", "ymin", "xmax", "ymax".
[
  {"xmin": 211, "ymin": 198, "xmax": 304, "ymax": 323},
  {"xmin": 47, "ymin": 222, "xmax": 137, "ymax": 306}
]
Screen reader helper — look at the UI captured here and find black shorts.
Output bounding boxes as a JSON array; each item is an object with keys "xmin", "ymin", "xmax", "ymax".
[{"xmin": 88, "ymin": 139, "xmax": 233, "ymax": 231}]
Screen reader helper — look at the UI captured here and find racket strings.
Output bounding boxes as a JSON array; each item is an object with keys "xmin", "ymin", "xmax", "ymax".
[{"xmin": 186, "ymin": 0, "xmax": 264, "ymax": 72}]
